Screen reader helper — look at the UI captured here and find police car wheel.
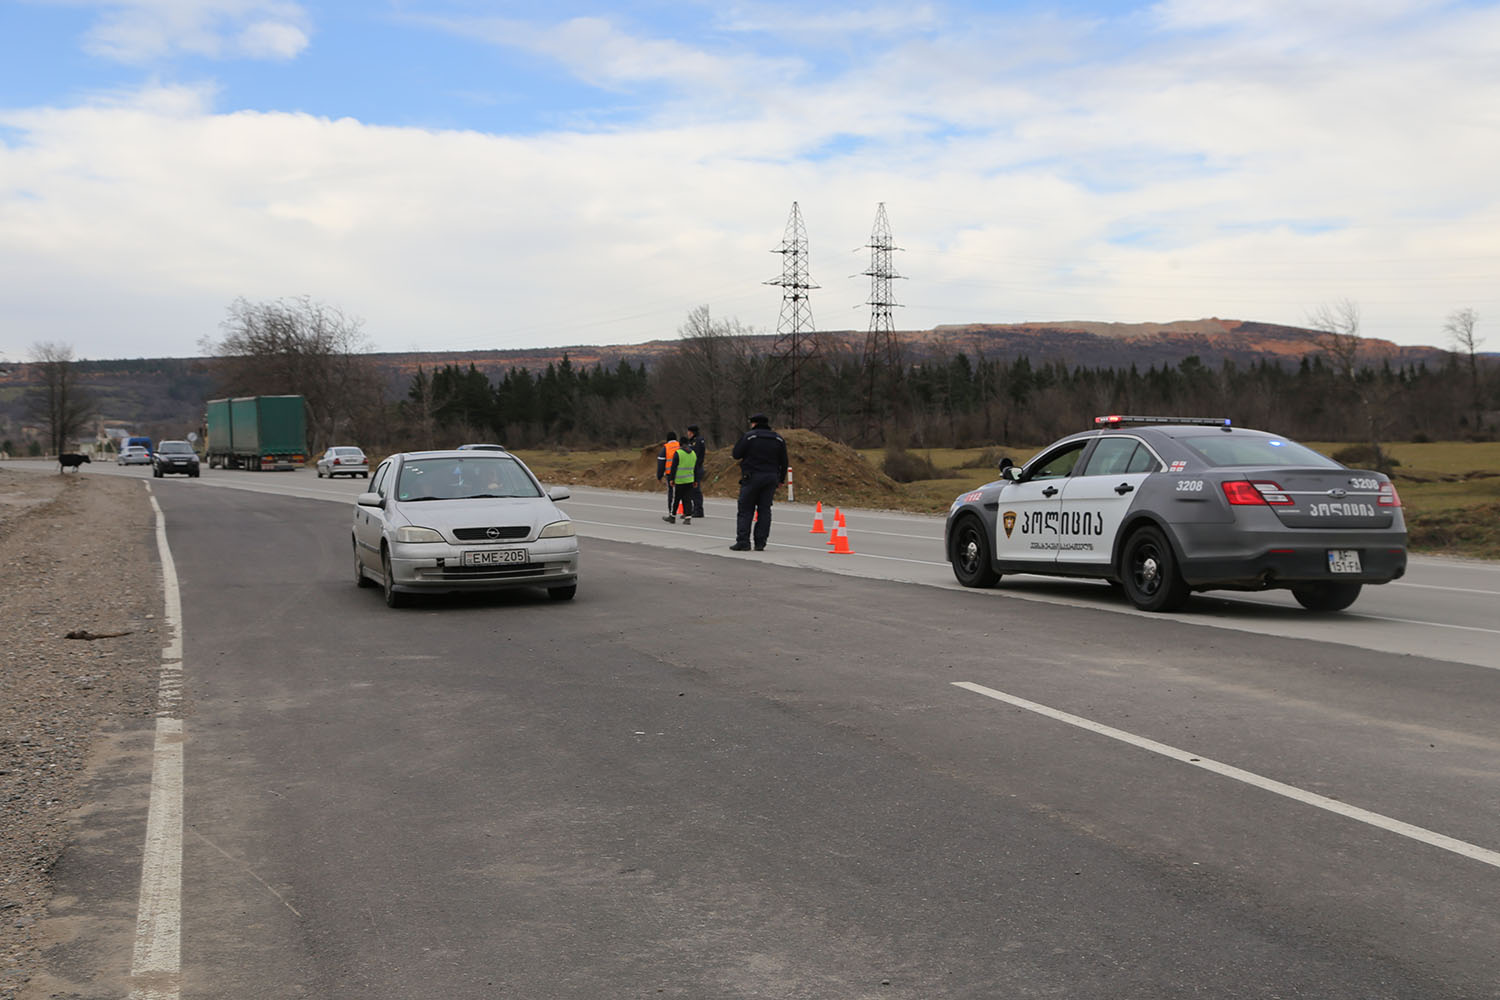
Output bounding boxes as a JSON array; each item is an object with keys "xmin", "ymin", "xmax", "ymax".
[
  {"xmin": 1291, "ymin": 581, "xmax": 1362, "ymax": 612},
  {"xmin": 949, "ymin": 517, "xmax": 1001, "ymax": 588},
  {"xmin": 1120, "ymin": 525, "xmax": 1189, "ymax": 612}
]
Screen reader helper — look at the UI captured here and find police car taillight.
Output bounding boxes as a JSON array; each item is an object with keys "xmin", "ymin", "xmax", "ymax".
[
  {"xmin": 1378, "ymin": 482, "xmax": 1401, "ymax": 507},
  {"xmin": 1222, "ymin": 480, "xmax": 1293, "ymax": 505}
]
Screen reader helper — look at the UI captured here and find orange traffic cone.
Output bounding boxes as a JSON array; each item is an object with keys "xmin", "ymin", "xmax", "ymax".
[
  {"xmin": 826, "ymin": 521, "xmax": 839, "ymax": 547},
  {"xmin": 835, "ymin": 508, "xmax": 846, "ymax": 529},
  {"xmin": 810, "ymin": 501, "xmax": 825, "ymax": 533},
  {"xmin": 829, "ymin": 523, "xmax": 854, "ymax": 554}
]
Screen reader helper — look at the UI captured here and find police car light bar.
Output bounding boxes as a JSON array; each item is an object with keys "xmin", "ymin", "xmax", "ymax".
[{"xmin": 1094, "ymin": 415, "xmax": 1233, "ymax": 427}]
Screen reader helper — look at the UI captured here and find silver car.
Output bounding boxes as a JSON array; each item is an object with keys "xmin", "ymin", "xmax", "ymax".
[
  {"xmin": 117, "ymin": 446, "xmax": 151, "ymax": 466},
  {"xmin": 317, "ymin": 446, "xmax": 369, "ymax": 478},
  {"xmin": 352, "ymin": 450, "xmax": 579, "ymax": 607}
]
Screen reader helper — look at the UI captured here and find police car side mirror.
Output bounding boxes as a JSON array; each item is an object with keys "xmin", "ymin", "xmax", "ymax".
[{"xmin": 1001, "ymin": 466, "xmax": 1020, "ymax": 481}]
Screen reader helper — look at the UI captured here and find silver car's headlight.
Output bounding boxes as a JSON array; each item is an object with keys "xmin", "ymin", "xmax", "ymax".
[
  {"xmin": 393, "ymin": 526, "xmax": 444, "ymax": 543},
  {"xmin": 538, "ymin": 520, "xmax": 575, "ymax": 538}
]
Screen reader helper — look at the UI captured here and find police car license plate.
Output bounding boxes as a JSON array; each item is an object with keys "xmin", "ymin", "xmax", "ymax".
[
  {"xmin": 462, "ymin": 548, "xmax": 529, "ymax": 567},
  {"xmin": 1327, "ymin": 549, "xmax": 1361, "ymax": 574}
]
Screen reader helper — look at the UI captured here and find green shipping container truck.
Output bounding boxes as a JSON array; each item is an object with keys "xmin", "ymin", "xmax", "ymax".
[{"xmin": 204, "ymin": 395, "xmax": 308, "ymax": 470}]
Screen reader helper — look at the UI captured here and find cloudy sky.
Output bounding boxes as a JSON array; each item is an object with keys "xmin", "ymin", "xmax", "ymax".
[{"xmin": 2, "ymin": 0, "xmax": 1496, "ymax": 361}]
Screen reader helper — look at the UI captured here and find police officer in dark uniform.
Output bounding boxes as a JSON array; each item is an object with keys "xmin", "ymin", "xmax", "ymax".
[
  {"xmin": 683, "ymin": 424, "xmax": 707, "ymax": 518},
  {"xmin": 729, "ymin": 413, "xmax": 789, "ymax": 551}
]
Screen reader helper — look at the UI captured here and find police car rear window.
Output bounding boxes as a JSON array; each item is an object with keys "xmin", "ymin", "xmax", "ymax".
[{"xmin": 1179, "ymin": 435, "xmax": 1340, "ymax": 469}]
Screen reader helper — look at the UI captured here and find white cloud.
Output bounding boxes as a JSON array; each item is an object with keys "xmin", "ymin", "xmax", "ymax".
[
  {"xmin": 75, "ymin": 0, "xmax": 311, "ymax": 63},
  {"xmin": 1149, "ymin": 0, "xmax": 1446, "ymax": 33},
  {"xmin": 2, "ymin": 5, "xmax": 1498, "ymax": 359},
  {"xmin": 714, "ymin": 2, "xmax": 945, "ymax": 36},
  {"xmin": 433, "ymin": 13, "xmax": 803, "ymax": 95}
]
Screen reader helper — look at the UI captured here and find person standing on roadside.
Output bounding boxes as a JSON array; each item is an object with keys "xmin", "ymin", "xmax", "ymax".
[
  {"xmin": 683, "ymin": 424, "xmax": 707, "ymax": 518},
  {"xmin": 665, "ymin": 439, "xmax": 699, "ymax": 525},
  {"xmin": 729, "ymin": 413, "xmax": 788, "ymax": 552},
  {"xmin": 657, "ymin": 433, "xmax": 681, "ymax": 522}
]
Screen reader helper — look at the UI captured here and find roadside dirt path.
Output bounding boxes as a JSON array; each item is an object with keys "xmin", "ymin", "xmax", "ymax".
[{"xmin": 0, "ymin": 468, "xmax": 162, "ymax": 1000}]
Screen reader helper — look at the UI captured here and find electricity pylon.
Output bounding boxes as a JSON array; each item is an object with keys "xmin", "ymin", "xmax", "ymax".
[
  {"xmin": 861, "ymin": 203, "xmax": 905, "ymax": 436},
  {"xmin": 765, "ymin": 202, "xmax": 820, "ymax": 428}
]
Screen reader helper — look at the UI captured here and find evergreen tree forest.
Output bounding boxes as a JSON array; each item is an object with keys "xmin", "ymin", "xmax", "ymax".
[{"xmin": 392, "ymin": 341, "xmax": 1497, "ymax": 455}]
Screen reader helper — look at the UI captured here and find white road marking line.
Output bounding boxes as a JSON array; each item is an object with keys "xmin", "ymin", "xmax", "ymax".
[
  {"xmin": 130, "ymin": 489, "xmax": 184, "ymax": 1000},
  {"xmin": 953, "ymin": 681, "xmax": 1500, "ymax": 870},
  {"xmin": 1390, "ymin": 580, "xmax": 1500, "ymax": 595},
  {"xmin": 1339, "ymin": 613, "xmax": 1500, "ymax": 635}
]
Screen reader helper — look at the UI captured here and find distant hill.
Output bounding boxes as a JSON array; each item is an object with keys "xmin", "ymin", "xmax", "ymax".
[
  {"xmin": 913, "ymin": 318, "xmax": 1454, "ymax": 369},
  {"xmin": 364, "ymin": 317, "xmax": 1455, "ymax": 381},
  {"xmin": 0, "ymin": 318, "xmax": 1462, "ymax": 440}
]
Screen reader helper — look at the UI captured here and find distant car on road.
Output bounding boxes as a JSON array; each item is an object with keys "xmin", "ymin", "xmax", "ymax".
[
  {"xmin": 945, "ymin": 415, "xmax": 1407, "ymax": 612},
  {"xmin": 152, "ymin": 440, "xmax": 200, "ymax": 478},
  {"xmin": 316, "ymin": 446, "xmax": 369, "ymax": 478},
  {"xmin": 117, "ymin": 446, "xmax": 151, "ymax": 466},
  {"xmin": 353, "ymin": 449, "xmax": 578, "ymax": 608}
]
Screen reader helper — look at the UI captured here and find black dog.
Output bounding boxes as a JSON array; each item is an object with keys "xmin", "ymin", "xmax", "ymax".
[{"xmin": 59, "ymin": 453, "xmax": 91, "ymax": 473}]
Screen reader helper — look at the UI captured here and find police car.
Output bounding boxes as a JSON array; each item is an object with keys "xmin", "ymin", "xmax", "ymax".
[{"xmin": 944, "ymin": 416, "xmax": 1407, "ymax": 612}]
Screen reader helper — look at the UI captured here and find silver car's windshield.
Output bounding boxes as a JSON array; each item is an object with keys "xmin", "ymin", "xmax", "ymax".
[
  {"xmin": 1179, "ymin": 434, "xmax": 1340, "ymax": 469},
  {"xmin": 396, "ymin": 456, "xmax": 542, "ymax": 501}
]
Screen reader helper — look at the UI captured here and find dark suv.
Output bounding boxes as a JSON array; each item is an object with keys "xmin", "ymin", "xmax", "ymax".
[{"xmin": 153, "ymin": 440, "xmax": 201, "ymax": 478}]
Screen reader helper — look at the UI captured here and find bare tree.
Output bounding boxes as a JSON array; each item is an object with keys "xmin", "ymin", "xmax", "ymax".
[
  {"xmin": 202, "ymin": 296, "xmax": 384, "ymax": 450},
  {"xmin": 1308, "ymin": 299, "xmax": 1393, "ymax": 469},
  {"xmin": 26, "ymin": 342, "xmax": 95, "ymax": 458},
  {"xmin": 1443, "ymin": 307, "xmax": 1484, "ymax": 432},
  {"xmin": 665, "ymin": 305, "xmax": 759, "ymax": 445}
]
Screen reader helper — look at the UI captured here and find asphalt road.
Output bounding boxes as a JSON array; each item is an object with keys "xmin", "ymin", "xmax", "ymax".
[
  {"xmin": 16, "ymin": 462, "xmax": 1500, "ymax": 998},
  {"xmin": 65, "ymin": 461, "xmax": 1500, "ymax": 670}
]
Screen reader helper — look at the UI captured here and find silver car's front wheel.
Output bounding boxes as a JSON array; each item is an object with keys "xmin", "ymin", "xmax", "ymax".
[
  {"xmin": 382, "ymin": 549, "xmax": 406, "ymax": 608},
  {"xmin": 354, "ymin": 540, "xmax": 373, "ymax": 588}
]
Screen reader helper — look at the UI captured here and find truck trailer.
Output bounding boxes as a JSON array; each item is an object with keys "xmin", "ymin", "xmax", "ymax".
[{"xmin": 204, "ymin": 395, "xmax": 308, "ymax": 470}]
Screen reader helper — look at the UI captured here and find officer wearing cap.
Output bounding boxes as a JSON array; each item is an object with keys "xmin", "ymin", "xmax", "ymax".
[
  {"xmin": 683, "ymin": 424, "xmax": 707, "ymax": 518},
  {"xmin": 729, "ymin": 413, "xmax": 789, "ymax": 552}
]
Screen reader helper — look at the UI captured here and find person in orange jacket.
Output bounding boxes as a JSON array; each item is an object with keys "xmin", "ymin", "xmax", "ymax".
[{"xmin": 656, "ymin": 433, "xmax": 681, "ymax": 522}]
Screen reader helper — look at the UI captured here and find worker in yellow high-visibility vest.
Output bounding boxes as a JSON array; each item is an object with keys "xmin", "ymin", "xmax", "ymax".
[{"xmin": 663, "ymin": 441, "xmax": 698, "ymax": 525}]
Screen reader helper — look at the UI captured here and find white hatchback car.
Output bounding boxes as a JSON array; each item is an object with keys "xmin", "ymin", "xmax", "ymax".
[
  {"xmin": 317, "ymin": 446, "xmax": 369, "ymax": 478},
  {"xmin": 352, "ymin": 450, "xmax": 578, "ymax": 607},
  {"xmin": 117, "ymin": 446, "xmax": 151, "ymax": 466}
]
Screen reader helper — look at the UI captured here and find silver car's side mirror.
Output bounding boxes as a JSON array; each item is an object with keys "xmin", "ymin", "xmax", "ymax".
[
  {"xmin": 356, "ymin": 492, "xmax": 383, "ymax": 507},
  {"xmin": 548, "ymin": 486, "xmax": 572, "ymax": 502},
  {"xmin": 1001, "ymin": 466, "xmax": 1020, "ymax": 481}
]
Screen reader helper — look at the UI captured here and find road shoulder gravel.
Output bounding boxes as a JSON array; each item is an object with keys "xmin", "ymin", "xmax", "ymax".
[{"xmin": 0, "ymin": 469, "xmax": 163, "ymax": 1000}]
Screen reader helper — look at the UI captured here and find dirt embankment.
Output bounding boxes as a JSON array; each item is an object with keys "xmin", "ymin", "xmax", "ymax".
[{"xmin": 574, "ymin": 429, "xmax": 904, "ymax": 508}]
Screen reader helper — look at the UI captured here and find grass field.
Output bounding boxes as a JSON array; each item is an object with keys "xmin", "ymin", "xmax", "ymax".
[{"xmin": 516, "ymin": 439, "xmax": 1498, "ymax": 561}]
